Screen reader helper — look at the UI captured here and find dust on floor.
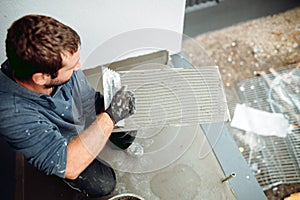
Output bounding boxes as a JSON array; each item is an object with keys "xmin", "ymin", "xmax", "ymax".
[{"xmin": 182, "ymin": 6, "xmax": 300, "ymax": 200}]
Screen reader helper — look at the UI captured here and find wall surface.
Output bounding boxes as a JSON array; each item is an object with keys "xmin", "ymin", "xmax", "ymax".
[{"xmin": 0, "ymin": 0, "xmax": 185, "ymax": 69}]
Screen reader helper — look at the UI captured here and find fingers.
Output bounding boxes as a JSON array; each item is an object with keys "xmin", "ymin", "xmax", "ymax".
[
  {"xmin": 124, "ymin": 88, "xmax": 135, "ymax": 115},
  {"xmin": 129, "ymin": 95, "xmax": 136, "ymax": 114},
  {"xmin": 121, "ymin": 90, "xmax": 136, "ymax": 115},
  {"xmin": 107, "ymin": 85, "xmax": 136, "ymax": 123}
]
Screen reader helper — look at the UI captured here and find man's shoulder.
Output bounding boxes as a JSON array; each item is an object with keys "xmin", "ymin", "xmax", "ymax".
[
  {"xmin": 0, "ymin": 91, "xmax": 15, "ymax": 107},
  {"xmin": 0, "ymin": 91, "xmax": 34, "ymax": 113}
]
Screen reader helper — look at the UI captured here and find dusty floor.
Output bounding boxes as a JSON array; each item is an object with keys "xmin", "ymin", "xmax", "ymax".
[{"xmin": 182, "ymin": 6, "xmax": 300, "ymax": 200}]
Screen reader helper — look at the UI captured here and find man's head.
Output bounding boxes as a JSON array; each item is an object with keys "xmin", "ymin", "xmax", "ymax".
[{"xmin": 5, "ymin": 14, "xmax": 81, "ymax": 81}]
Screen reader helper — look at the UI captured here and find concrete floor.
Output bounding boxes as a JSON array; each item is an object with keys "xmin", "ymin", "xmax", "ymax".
[
  {"xmin": 184, "ymin": 0, "xmax": 300, "ymax": 37},
  {"xmin": 182, "ymin": 4, "xmax": 300, "ymax": 200},
  {"xmin": 99, "ymin": 125, "xmax": 236, "ymax": 199},
  {"xmin": 83, "ymin": 50, "xmax": 266, "ymax": 200},
  {"xmin": 83, "ymin": 50, "xmax": 237, "ymax": 199}
]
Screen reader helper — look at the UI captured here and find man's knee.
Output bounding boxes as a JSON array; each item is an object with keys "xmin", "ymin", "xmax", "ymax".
[
  {"xmin": 85, "ymin": 166, "xmax": 116, "ymax": 197},
  {"xmin": 84, "ymin": 174, "xmax": 116, "ymax": 197},
  {"xmin": 99, "ymin": 177, "xmax": 116, "ymax": 196},
  {"xmin": 64, "ymin": 159, "xmax": 117, "ymax": 197}
]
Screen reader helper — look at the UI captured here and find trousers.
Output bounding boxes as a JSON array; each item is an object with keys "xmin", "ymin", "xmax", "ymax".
[{"xmin": 64, "ymin": 159, "xmax": 116, "ymax": 198}]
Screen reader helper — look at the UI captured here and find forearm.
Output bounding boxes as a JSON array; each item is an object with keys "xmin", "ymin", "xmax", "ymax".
[{"xmin": 65, "ymin": 112, "xmax": 114, "ymax": 180}]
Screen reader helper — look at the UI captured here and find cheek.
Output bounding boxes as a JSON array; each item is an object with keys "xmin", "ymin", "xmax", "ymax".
[
  {"xmin": 57, "ymin": 71, "xmax": 73, "ymax": 81},
  {"xmin": 66, "ymin": 71, "xmax": 74, "ymax": 79},
  {"xmin": 74, "ymin": 62, "xmax": 82, "ymax": 71}
]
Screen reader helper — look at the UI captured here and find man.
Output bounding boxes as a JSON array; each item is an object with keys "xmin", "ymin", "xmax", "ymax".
[{"xmin": 0, "ymin": 14, "xmax": 136, "ymax": 197}]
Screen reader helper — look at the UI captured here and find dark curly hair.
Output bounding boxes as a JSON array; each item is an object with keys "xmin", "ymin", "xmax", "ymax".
[{"xmin": 5, "ymin": 14, "xmax": 81, "ymax": 80}]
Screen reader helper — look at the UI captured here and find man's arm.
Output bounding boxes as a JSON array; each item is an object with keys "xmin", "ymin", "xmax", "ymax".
[
  {"xmin": 64, "ymin": 86, "xmax": 135, "ymax": 180},
  {"xmin": 65, "ymin": 112, "xmax": 114, "ymax": 180}
]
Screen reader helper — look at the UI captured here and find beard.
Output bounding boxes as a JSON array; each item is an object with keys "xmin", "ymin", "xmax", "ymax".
[{"xmin": 44, "ymin": 77, "xmax": 71, "ymax": 89}]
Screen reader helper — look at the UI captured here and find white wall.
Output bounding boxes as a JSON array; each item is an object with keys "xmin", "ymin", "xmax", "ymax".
[{"xmin": 0, "ymin": 0, "xmax": 186, "ymax": 69}]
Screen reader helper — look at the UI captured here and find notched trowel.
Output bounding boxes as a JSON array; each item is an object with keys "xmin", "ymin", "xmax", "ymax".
[
  {"xmin": 102, "ymin": 67, "xmax": 125, "ymax": 127},
  {"xmin": 102, "ymin": 67, "xmax": 140, "ymax": 152}
]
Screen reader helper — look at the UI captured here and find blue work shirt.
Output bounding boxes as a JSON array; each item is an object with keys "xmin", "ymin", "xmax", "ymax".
[{"xmin": 0, "ymin": 60, "xmax": 103, "ymax": 178}]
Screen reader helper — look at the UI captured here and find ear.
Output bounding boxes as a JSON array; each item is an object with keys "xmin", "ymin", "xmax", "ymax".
[{"xmin": 31, "ymin": 73, "xmax": 51, "ymax": 86}]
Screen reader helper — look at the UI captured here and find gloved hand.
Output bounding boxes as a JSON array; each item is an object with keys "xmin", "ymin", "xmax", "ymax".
[{"xmin": 105, "ymin": 86, "xmax": 136, "ymax": 124}]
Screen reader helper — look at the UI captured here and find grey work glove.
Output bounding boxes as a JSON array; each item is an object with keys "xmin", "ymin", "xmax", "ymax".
[{"xmin": 105, "ymin": 86, "xmax": 136, "ymax": 124}]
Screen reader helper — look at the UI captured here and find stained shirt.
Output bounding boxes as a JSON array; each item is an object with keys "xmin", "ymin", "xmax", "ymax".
[{"xmin": 0, "ymin": 60, "xmax": 103, "ymax": 178}]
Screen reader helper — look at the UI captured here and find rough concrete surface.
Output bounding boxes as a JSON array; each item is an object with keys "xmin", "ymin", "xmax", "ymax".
[{"xmin": 182, "ymin": 6, "xmax": 300, "ymax": 200}]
